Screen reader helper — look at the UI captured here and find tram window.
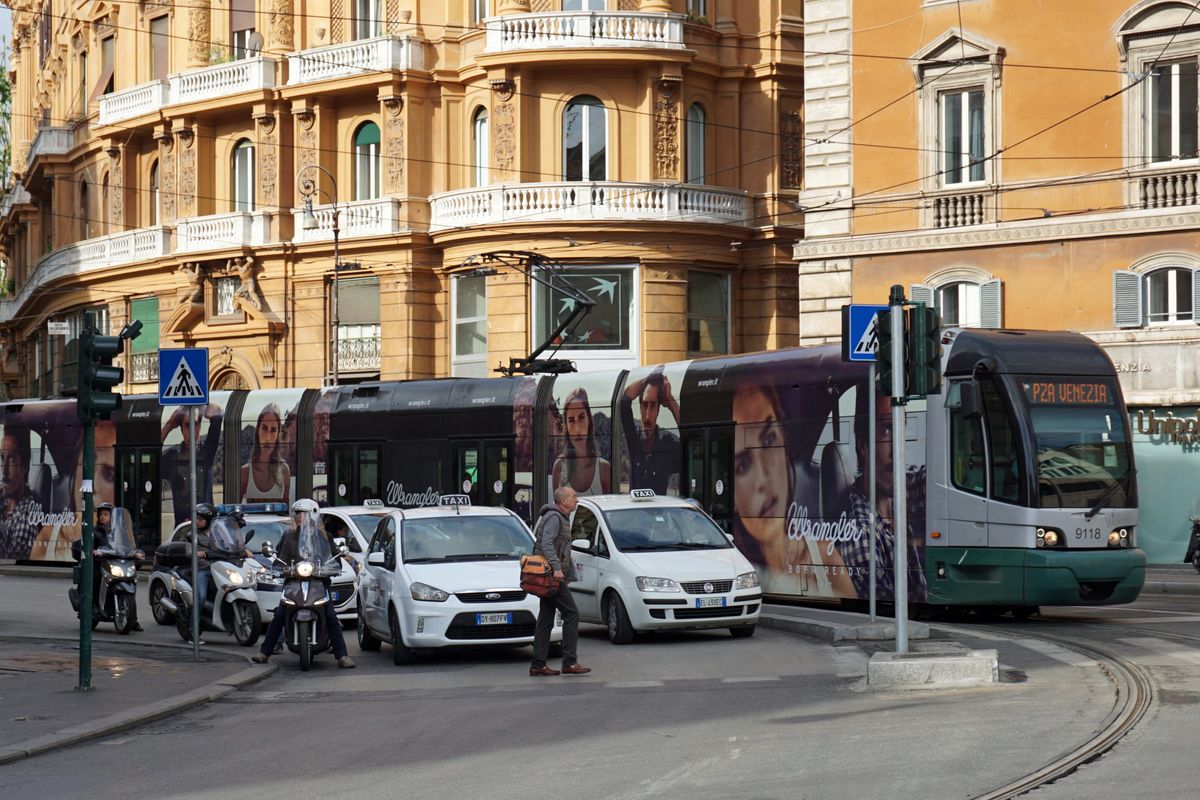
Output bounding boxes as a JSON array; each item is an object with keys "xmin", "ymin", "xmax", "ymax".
[
  {"xmin": 982, "ymin": 380, "xmax": 1022, "ymax": 503},
  {"xmin": 949, "ymin": 382, "xmax": 986, "ymax": 496}
]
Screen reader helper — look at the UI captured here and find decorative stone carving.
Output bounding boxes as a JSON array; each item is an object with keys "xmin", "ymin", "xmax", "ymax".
[
  {"xmin": 257, "ymin": 343, "xmax": 276, "ymax": 377},
  {"xmin": 654, "ymin": 80, "xmax": 680, "ymax": 181},
  {"xmin": 230, "ymin": 255, "xmax": 263, "ymax": 311},
  {"xmin": 177, "ymin": 127, "xmax": 196, "ymax": 218},
  {"xmin": 256, "ymin": 114, "xmax": 278, "ymax": 211},
  {"xmin": 211, "ymin": 345, "xmax": 234, "ymax": 372},
  {"xmin": 781, "ymin": 110, "xmax": 803, "ymax": 190},
  {"xmin": 498, "ymin": 0, "xmax": 532, "ymax": 14},
  {"xmin": 295, "ymin": 109, "xmax": 317, "ymax": 202},
  {"xmin": 329, "ymin": 0, "xmax": 344, "ymax": 43},
  {"xmin": 107, "ymin": 146, "xmax": 124, "ymax": 230},
  {"xmin": 493, "ymin": 101, "xmax": 515, "ymax": 182},
  {"xmin": 385, "ymin": 0, "xmax": 398, "ymax": 33},
  {"xmin": 187, "ymin": 5, "xmax": 211, "ymax": 67},
  {"xmin": 270, "ymin": 0, "xmax": 294, "ymax": 49},
  {"xmin": 383, "ymin": 97, "xmax": 405, "ymax": 193},
  {"xmin": 177, "ymin": 262, "xmax": 204, "ymax": 307},
  {"xmin": 530, "ymin": 0, "xmax": 553, "ymax": 11},
  {"xmin": 157, "ymin": 131, "xmax": 176, "ymax": 223}
]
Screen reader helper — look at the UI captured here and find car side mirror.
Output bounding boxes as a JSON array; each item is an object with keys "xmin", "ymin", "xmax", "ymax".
[
  {"xmin": 367, "ymin": 551, "xmax": 385, "ymax": 566},
  {"xmin": 571, "ymin": 538, "xmax": 592, "ymax": 554},
  {"xmin": 261, "ymin": 542, "xmax": 274, "ymax": 557}
]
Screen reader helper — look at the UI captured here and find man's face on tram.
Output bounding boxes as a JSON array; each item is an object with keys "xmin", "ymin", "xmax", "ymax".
[{"xmin": 856, "ymin": 394, "xmax": 894, "ymax": 496}]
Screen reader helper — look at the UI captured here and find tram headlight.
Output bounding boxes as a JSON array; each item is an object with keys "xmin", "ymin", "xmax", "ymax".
[
  {"xmin": 1107, "ymin": 528, "xmax": 1130, "ymax": 548},
  {"xmin": 1035, "ymin": 527, "xmax": 1062, "ymax": 548}
]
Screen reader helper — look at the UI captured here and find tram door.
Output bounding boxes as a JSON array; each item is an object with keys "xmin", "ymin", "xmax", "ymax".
[
  {"xmin": 681, "ymin": 427, "xmax": 733, "ymax": 533},
  {"xmin": 115, "ymin": 448, "xmax": 161, "ymax": 550},
  {"xmin": 329, "ymin": 443, "xmax": 382, "ymax": 506},
  {"xmin": 453, "ymin": 440, "xmax": 513, "ymax": 508}
]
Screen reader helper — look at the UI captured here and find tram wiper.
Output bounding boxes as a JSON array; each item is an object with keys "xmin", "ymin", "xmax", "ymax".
[{"xmin": 1084, "ymin": 466, "xmax": 1136, "ymax": 520}]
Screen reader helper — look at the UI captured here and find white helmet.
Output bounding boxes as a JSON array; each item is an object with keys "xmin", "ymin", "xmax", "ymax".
[{"xmin": 291, "ymin": 498, "xmax": 319, "ymax": 515}]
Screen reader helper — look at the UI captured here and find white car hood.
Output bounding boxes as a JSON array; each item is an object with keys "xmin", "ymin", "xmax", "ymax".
[
  {"xmin": 403, "ymin": 560, "xmax": 524, "ymax": 592},
  {"xmin": 618, "ymin": 548, "xmax": 751, "ymax": 582}
]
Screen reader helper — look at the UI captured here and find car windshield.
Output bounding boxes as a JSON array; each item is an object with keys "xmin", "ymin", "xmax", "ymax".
[
  {"xmin": 1014, "ymin": 376, "xmax": 1136, "ymax": 509},
  {"xmin": 604, "ymin": 507, "xmax": 732, "ymax": 552},
  {"xmin": 350, "ymin": 513, "xmax": 388, "ymax": 537},
  {"xmin": 401, "ymin": 515, "xmax": 533, "ymax": 563},
  {"xmin": 244, "ymin": 521, "xmax": 291, "ymax": 550}
]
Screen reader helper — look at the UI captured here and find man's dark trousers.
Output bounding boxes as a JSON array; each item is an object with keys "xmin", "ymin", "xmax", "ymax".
[{"xmin": 531, "ymin": 582, "xmax": 579, "ymax": 668}]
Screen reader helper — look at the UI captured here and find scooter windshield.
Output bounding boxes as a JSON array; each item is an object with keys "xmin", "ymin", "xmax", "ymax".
[
  {"xmin": 297, "ymin": 516, "xmax": 334, "ymax": 573},
  {"xmin": 103, "ymin": 508, "xmax": 139, "ymax": 557},
  {"xmin": 207, "ymin": 517, "xmax": 247, "ymax": 556}
]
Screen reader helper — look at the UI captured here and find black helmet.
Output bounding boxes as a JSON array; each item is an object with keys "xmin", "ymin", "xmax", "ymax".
[
  {"xmin": 96, "ymin": 502, "xmax": 115, "ymax": 513},
  {"xmin": 195, "ymin": 503, "xmax": 217, "ymax": 521},
  {"xmin": 224, "ymin": 510, "xmax": 246, "ymax": 527}
]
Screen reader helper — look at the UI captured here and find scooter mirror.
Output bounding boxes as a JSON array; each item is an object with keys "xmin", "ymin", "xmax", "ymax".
[
  {"xmin": 338, "ymin": 544, "xmax": 350, "ymax": 556},
  {"xmin": 244, "ymin": 530, "xmax": 256, "ymax": 544},
  {"xmin": 261, "ymin": 542, "xmax": 274, "ymax": 557}
]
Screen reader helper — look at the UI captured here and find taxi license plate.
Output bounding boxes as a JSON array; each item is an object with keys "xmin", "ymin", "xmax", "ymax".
[
  {"xmin": 330, "ymin": 591, "xmax": 342, "ymax": 603},
  {"xmin": 477, "ymin": 612, "xmax": 512, "ymax": 626},
  {"xmin": 695, "ymin": 597, "xmax": 726, "ymax": 609}
]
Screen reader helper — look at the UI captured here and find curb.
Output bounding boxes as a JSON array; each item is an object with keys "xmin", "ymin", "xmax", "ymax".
[
  {"xmin": 758, "ymin": 611, "xmax": 930, "ymax": 642},
  {"xmin": 1142, "ymin": 580, "xmax": 1200, "ymax": 596},
  {"xmin": 0, "ymin": 638, "xmax": 277, "ymax": 765}
]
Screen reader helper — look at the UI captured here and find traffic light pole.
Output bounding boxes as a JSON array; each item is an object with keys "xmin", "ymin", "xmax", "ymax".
[
  {"xmin": 78, "ymin": 417, "xmax": 94, "ymax": 691},
  {"xmin": 887, "ymin": 285, "xmax": 909, "ymax": 655},
  {"xmin": 190, "ymin": 406, "xmax": 200, "ymax": 661},
  {"xmin": 867, "ymin": 363, "xmax": 877, "ymax": 623}
]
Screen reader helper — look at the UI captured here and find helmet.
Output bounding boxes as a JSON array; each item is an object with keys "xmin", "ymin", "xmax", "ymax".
[
  {"xmin": 291, "ymin": 498, "xmax": 319, "ymax": 515},
  {"xmin": 223, "ymin": 510, "xmax": 246, "ymax": 527},
  {"xmin": 96, "ymin": 502, "xmax": 115, "ymax": 513},
  {"xmin": 195, "ymin": 503, "xmax": 217, "ymax": 521}
]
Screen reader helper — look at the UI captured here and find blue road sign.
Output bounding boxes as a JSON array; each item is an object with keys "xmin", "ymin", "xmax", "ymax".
[
  {"xmin": 158, "ymin": 348, "xmax": 209, "ymax": 405},
  {"xmin": 841, "ymin": 304, "xmax": 890, "ymax": 363}
]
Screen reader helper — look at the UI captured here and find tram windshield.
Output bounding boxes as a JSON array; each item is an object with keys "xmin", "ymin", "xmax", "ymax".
[{"xmin": 1013, "ymin": 376, "xmax": 1135, "ymax": 509}]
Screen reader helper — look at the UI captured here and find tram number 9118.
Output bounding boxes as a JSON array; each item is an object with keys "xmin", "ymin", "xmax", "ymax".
[{"xmin": 1075, "ymin": 527, "xmax": 1103, "ymax": 541}]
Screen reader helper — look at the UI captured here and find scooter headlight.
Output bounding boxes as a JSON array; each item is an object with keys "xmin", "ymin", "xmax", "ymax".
[
  {"xmin": 296, "ymin": 561, "xmax": 314, "ymax": 578},
  {"xmin": 104, "ymin": 563, "xmax": 126, "ymax": 578}
]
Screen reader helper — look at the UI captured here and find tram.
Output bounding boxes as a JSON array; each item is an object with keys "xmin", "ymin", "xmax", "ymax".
[{"xmin": 0, "ymin": 328, "xmax": 1145, "ymax": 611}]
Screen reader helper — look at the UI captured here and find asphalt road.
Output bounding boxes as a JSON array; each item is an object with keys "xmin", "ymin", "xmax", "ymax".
[{"xmin": 2, "ymin": 576, "xmax": 1199, "ymax": 799}]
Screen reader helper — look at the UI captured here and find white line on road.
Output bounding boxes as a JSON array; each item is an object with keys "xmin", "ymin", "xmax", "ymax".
[
  {"xmin": 1013, "ymin": 638, "xmax": 1096, "ymax": 667},
  {"xmin": 605, "ymin": 680, "xmax": 666, "ymax": 688},
  {"xmin": 1117, "ymin": 637, "xmax": 1200, "ymax": 666},
  {"xmin": 720, "ymin": 676, "xmax": 782, "ymax": 684}
]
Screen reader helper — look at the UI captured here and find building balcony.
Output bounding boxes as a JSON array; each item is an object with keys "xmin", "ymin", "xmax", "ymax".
[
  {"xmin": 1135, "ymin": 163, "xmax": 1200, "ymax": 209},
  {"xmin": 26, "ymin": 127, "xmax": 74, "ymax": 169},
  {"xmin": 429, "ymin": 182, "xmax": 750, "ymax": 231},
  {"xmin": 169, "ymin": 57, "xmax": 276, "ymax": 106},
  {"xmin": 99, "ymin": 80, "xmax": 170, "ymax": 126},
  {"xmin": 928, "ymin": 188, "xmax": 990, "ymax": 228},
  {"xmin": 483, "ymin": 12, "xmax": 686, "ymax": 53},
  {"xmin": 287, "ymin": 35, "xmax": 423, "ymax": 87},
  {"xmin": 0, "ymin": 185, "xmax": 32, "ymax": 219},
  {"xmin": 131, "ymin": 351, "xmax": 160, "ymax": 384},
  {"xmin": 292, "ymin": 198, "xmax": 404, "ymax": 243},
  {"xmin": 337, "ymin": 327, "xmax": 382, "ymax": 373},
  {"xmin": 175, "ymin": 211, "xmax": 273, "ymax": 253}
]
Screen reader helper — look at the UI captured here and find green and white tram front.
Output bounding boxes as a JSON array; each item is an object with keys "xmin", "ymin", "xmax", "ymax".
[{"xmin": 926, "ymin": 329, "xmax": 1146, "ymax": 609}]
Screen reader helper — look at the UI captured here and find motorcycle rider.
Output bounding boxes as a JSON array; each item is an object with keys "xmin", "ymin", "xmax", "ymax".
[
  {"xmin": 73, "ymin": 503, "xmax": 145, "ymax": 629},
  {"xmin": 252, "ymin": 499, "xmax": 357, "ymax": 668},
  {"xmin": 180, "ymin": 503, "xmax": 252, "ymax": 642}
]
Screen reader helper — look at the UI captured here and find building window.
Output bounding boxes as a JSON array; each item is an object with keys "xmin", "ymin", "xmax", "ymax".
[
  {"xmin": 355, "ymin": 0, "xmax": 383, "ymax": 40},
  {"xmin": 453, "ymin": 274, "xmax": 488, "ymax": 377},
  {"xmin": 353, "ymin": 122, "xmax": 381, "ymax": 201},
  {"xmin": 149, "ymin": 161, "xmax": 160, "ymax": 226},
  {"xmin": 687, "ymin": 271, "xmax": 729, "ymax": 355},
  {"xmin": 89, "ymin": 36, "xmax": 115, "ymax": 103},
  {"xmin": 213, "ymin": 276, "xmax": 242, "ymax": 318},
  {"xmin": 1149, "ymin": 61, "xmax": 1199, "ymax": 163},
  {"xmin": 80, "ymin": 182, "xmax": 90, "ymax": 240},
  {"xmin": 1114, "ymin": 265, "xmax": 1200, "ymax": 328},
  {"xmin": 232, "ymin": 139, "xmax": 255, "ymax": 212},
  {"xmin": 472, "ymin": 107, "xmax": 489, "ymax": 187},
  {"xmin": 912, "ymin": 277, "xmax": 1002, "ymax": 329},
  {"xmin": 685, "ymin": 103, "xmax": 705, "ymax": 184},
  {"xmin": 940, "ymin": 88, "xmax": 985, "ymax": 185},
  {"xmin": 471, "ymin": 0, "xmax": 488, "ymax": 24},
  {"xmin": 130, "ymin": 297, "xmax": 160, "ymax": 383},
  {"xmin": 687, "ymin": 0, "xmax": 707, "ymax": 16},
  {"xmin": 336, "ymin": 277, "xmax": 382, "ymax": 373},
  {"xmin": 563, "ymin": 0, "xmax": 606, "ymax": 9},
  {"xmin": 535, "ymin": 266, "xmax": 634, "ymax": 351},
  {"xmin": 563, "ymin": 96, "xmax": 606, "ymax": 182},
  {"xmin": 78, "ymin": 51, "xmax": 87, "ymax": 114},
  {"xmin": 150, "ymin": 16, "xmax": 170, "ymax": 80},
  {"xmin": 1147, "ymin": 267, "xmax": 1195, "ymax": 322},
  {"xmin": 231, "ymin": 0, "xmax": 257, "ymax": 59}
]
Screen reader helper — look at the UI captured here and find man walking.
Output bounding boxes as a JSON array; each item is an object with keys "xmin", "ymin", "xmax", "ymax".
[{"xmin": 530, "ymin": 486, "xmax": 591, "ymax": 677}]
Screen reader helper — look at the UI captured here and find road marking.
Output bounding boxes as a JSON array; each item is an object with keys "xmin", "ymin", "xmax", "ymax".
[
  {"xmin": 720, "ymin": 676, "xmax": 781, "ymax": 684},
  {"xmin": 1013, "ymin": 638, "xmax": 1096, "ymax": 667},
  {"xmin": 606, "ymin": 680, "xmax": 665, "ymax": 688},
  {"xmin": 1118, "ymin": 637, "xmax": 1200, "ymax": 666}
]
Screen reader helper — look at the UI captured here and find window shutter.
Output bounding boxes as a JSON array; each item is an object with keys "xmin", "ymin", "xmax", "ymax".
[
  {"xmin": 980, "ymin": 279, "xmax": 1003, "ymax": 329},
  {"xmin": 130, "ymin": 297, "xmax": 160, "ymax": 352},
  {"xmin": 910, "ymin": 284, "xmax": 934, "ymax": 306},
  {"xmin": 337, "ymin": 277, "xmax": 380, "ymax": 325},
  {"xmin": 1113, "ymin": 270, "xmax": 1144, "ymax": 328},
  {"xmin": 1193, "ymin": 268, "xmax": 1200, "ymax": 324}
]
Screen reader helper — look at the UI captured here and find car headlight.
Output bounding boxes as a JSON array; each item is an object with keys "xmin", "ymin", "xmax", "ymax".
[
  {"xmin": 296, "ymin": 561, "xmax": 314, "ymax": 578},
  {"xmin": 635, "ymin": 576, "xmax": 681, "ymax": 593},
  {"xmin": 1108, "ymin": 528, "xmax": 1130, "ymax": 548},
  {"xmin": 735, "ymin": 571, "xmax": 759, "ymax": 590},
  {"xmin": 410, "ymin": 582, "xmax": 449, "ymax": 602}
]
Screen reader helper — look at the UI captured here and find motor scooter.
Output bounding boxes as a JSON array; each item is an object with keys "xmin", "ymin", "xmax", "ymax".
[
  {"xmin": 1185, "ymin": 516, "xmax": 1200, "ymax": 574},
  {"xmin": 262, "ymin": 522, "xmax": 348, "ymax": 671},
  {"xmin": 155, "ymin": 516, "xmax": 264, "ymax": 646},
  {"xmin": 69, "ymin": 508, "xmax": 142, "ymax": 635}
]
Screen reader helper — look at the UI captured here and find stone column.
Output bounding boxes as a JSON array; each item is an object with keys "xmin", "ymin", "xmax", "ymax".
[
  {"xmin": 107, "ymin": 143, "xmax": 126, "ymax": 232},
  {"xmin": 175, "ymin": 124, "xmax": 199, "ymax": 219},
  {"xmin": 293, "ymin": 101, "xmax": 320, "ymax": 206},
  {"xmin": 268, "ymin": 0, "xmax": 295, "ymax": 54},
  {"xmin": 497, "ymin": 0, "xmax": 532, "ymax": 14},
  {"xmin": 641, "ymin": 262, "xmax": 687, "ymax": 364},
  {"xmin": 653, "ymin": 77, "xmax": 681, "ymax": 181},
  {"xmin": 640, "ymin": 0, "xmax": 672, "ymax": 12},
  {"xmin": 255, "ymin": 107, "xmax": 282, "ymax": 240},
  {"xmin": 155, "ymin": 127, "xmax": 177, "ymax": 224},
  {"xmin": 187, "ymin": 2, "xmax": 212, "ymax": 68},
  {"xmin": 381, "ymin": 95, "xmax": 406, "ymax": 196}
]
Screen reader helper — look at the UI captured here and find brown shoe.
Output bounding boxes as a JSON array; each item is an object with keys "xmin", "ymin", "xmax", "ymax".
[
  {"xmin": 529, "ymin": 665, "xmax": 561, "ymax": 677},
  {"xmin": 561, "ymin": 663, "xmax": 591, "ymax": 675}
]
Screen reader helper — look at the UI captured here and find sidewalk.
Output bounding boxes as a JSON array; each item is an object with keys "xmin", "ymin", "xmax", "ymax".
[{"xmin": 0, "ymin": 635, "xmax": 274, "ymax": 765}]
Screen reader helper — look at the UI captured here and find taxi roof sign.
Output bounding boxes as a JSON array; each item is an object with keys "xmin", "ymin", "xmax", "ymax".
[
  {"xmin": 438, "ymin": 494, "xmax": 472, "ymax": 506},
  {"xmin": 362, "ymin": 498, "xmax": 386, "ymax": 507},
  {"xmin": 630, "ymin": 489, "xmax": 656, "ymax": 501}
]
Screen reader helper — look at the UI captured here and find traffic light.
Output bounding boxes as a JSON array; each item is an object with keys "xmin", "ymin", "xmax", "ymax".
[
  {"xmin": 76, "ymin": 316, "xmax": 125, "ymax": 421},
  {"xmin": 876, "ymin": 309, "xmax": 901, "ymax": 398},
  {"xmin": 906, "ymin": 302, "xmax": 943, "ymax": 398}
]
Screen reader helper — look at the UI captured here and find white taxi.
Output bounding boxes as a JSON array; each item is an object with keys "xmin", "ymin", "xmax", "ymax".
[
  {"xmin": 567, "ymin": 490, "xmax": 760, "ymax": 643},
  {"xmin": 356, "ymin": 496, "xmax": 562, "ymax": 664},
  {"xmin": 318, "ymin": 499, "xmax": 397, "ymax": 622}
]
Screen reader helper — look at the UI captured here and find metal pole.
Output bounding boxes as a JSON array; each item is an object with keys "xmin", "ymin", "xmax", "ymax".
[
  {"xmin": 332, "ymin": 210, "xmax": 340, "ymax": 386},
  {"xmin": 868, "ymin": 363, "xmax": 877, "ymax": 623},
  {"xmin": 189, "ymin": 405, "xmax": 199, "ymax": 660},
  {"xmin": 888, "ymin": 285, "xmax": 909, "ymax": 654},
  {"xmin": 78, "ymin": 417, "xmax": 94, "ymax": 691}
]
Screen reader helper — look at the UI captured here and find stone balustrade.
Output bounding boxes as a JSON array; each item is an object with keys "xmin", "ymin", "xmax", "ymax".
[
  {"xmin": 484, "ymin": 11, "xmax": 685, "ymax": 52},
  {"xmin": 169, "ymin": 57, "xmax": 276, "ymax": 105},
  {"xmin": 292, "ymin": 198, "xmax": 404, "ymax": 242},
  {"xmin": 175, "ymin": 211, "xmax": 272, "ymax": 253},
  {"xmin": 288, "ymin": 35, "xmax": 424, "ymax": 86},
  {"xmin": 98, "ymin": 81, "xmax": 170, "ymax": 125}
]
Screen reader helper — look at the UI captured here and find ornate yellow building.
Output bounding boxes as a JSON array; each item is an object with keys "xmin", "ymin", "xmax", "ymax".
[{"xmin": 0, "ymin": 0, "xmax": 803, "ymax": 397}]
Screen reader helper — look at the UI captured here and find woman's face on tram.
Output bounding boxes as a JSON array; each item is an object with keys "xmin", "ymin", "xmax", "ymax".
[
  {"xmin": 257, "ymin": 413, "xmax": 281, "ymax": 453},
  {"xmin": 564, "ymin": 401, "xmax": 591, "ymax": 452},
  {"xmin": 732, "ymin": 387, "xmax": 788, "ymax": 542}
]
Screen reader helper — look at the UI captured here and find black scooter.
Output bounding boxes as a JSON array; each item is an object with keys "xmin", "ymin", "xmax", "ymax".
[
  {"xmin": 262, "ymin": 539, "xmax": 347, "ymax": 671},
  {"xmin": 1186, "ymin": 518, "xmax": 1200, "ymax": 574}
]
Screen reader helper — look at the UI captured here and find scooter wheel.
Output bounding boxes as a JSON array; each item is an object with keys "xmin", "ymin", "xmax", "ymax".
[
  {"xmin": 150, "ymin": 581, "xmax": 174, "ymax": 625},
  {"xmin": 232, "ymin": 600, "xmax": 261, "ymax": 647},
  {"xmin": 114, "ymin": 594, "xmax": 135, "ymax": 635},
  {"xmin": 298, "ymin": 620, "xmax": 313, "ymax": 672}
]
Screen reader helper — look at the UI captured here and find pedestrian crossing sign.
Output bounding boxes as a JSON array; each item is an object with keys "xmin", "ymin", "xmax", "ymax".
[
  {"xmin": 841, "ymin": 304, "xmax": 890, "ymax": 363},
  {"xmin": 158, "ymin": 348, "xmax": 209, "ymax": 406}
]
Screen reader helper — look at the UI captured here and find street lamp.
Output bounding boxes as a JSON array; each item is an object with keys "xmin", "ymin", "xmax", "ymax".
[{"xmin": 297, "ymin": 164, "xmax": 344, "ymax": 386}]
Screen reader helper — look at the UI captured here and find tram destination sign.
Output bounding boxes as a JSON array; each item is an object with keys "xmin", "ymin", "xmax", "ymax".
[
  {"xmin": 840, "ymin": 304, "xmax": 890, "ymax": 363},
  {"xmin": 1023, "ymin": 378, "xmax": 1114, "ymax": 406}
]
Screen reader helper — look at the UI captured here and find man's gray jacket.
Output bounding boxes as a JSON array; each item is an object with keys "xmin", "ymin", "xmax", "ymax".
[{"xmin": 532, "ymin": 504, "xmax": 576, "ymax": 582}]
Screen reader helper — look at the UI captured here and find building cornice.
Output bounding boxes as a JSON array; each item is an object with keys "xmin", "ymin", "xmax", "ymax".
[{"xmin": 793, "ymin": 208, "xmax": 1200, "ymax": 260}]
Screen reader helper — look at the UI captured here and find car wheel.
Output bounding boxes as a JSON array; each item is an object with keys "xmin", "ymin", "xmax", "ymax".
[
  {"xmin": 729, "ymin": 625, "xmax": 756, "ymax": 639},
  {"xmin": 150, "ymin": 581, "xmax": 174, "ymax": 625},
  {"xmin": 389, "ymin": 608, "xmax": 417, "ymax": 665},
  {"xmin": 357, "ymin": 603, "xmax": 382, "ymax": 652},
  {"xmin": 606, "ymin": 592, "xmax": 635, "ymax": 645}
]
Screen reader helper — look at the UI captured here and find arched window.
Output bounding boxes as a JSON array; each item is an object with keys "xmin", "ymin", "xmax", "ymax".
[
  {"xmin": 685, "ymin": 103, "xmax": 706, "ymax": 184},
  {"xmin": 563, "ymin": 96, "xmax": 606, "ymax": 182},
  {"xmin": 353, "ymin": 122, "xmax": 381, "ymax": 200},
  {"xmin": 1146, "ymin": 267, "xmax": 1195, "ymax": 323},
  {"xmin": 937, "ymin": 281, "xmax": 983, "ymax": 328},
  {"xmin": 80, "ymin": 181, "xmax": 90, "ymax": 239},
  {"xmin": 472, "ymin": 107, "xmax": 489, "ymax": 187},
  {"xmin": 232, "ymin": 139, "xmax": 255, "ymax": 212},
  {"xmin": 912, "ymin": 274, "xmax": 1002, "ymax": 329},
  {"xmin": 1113, "ymin": 259, "xmax": 1200, "ymax": 328},
  {"xmin": 149, "ymin": 160, "xmax": 160, "ymax": 227}
]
